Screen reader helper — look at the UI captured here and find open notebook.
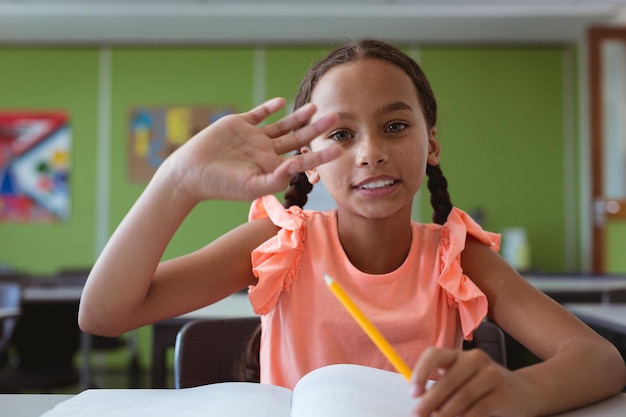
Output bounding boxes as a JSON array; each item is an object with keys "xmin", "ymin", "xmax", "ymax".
[{"xmin": 41, "ymin": 364, "xmax": 424, "ymax": 417}]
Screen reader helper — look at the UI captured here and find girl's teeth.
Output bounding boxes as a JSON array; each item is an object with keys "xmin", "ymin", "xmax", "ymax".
[{"xmin": 360, "ymin": 180, "xmax": 394, "ymax": 189}]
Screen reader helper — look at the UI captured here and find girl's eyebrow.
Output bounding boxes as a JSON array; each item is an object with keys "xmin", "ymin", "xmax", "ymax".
[
  {"xmin": 336, "ymin": 111, "xmax": 356, "ymax": 121},
  {"xmin": 381, "ymin": 101, "xmax": 413, "ymax": 114},
  {"xmin": 335, "ymin": 101, "xmax": 413, "ymax": 121}
]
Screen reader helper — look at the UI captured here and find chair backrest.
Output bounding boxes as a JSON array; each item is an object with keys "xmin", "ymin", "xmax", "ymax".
[
  {"xmin": 0, "ymin": 282, "xmax": 22, "ymax": 355},
  {"xmin": 0, "ymin": 281, "xmax": 22, "ymax": 348},
  {"xmin": 463, "ymin": 319, "xmax": 508, "ymax": 367},
  {"xmin": 174, "ymin": 317, "xmax": 507, "ymax": 389},
  {"xmin": 174, "ymin": 316, "xmax": 261, "ymax": 389}
]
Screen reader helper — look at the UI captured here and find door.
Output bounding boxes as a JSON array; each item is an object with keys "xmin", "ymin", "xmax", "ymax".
[{"xmin": 589, "ymin": 27, "xmax": 626, "ymax": 273}]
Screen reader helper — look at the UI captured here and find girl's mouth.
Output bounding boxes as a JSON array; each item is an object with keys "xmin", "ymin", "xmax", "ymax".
[{"xmin": 356, "ymin": 179, "xmax": 397, "ymax": 190}]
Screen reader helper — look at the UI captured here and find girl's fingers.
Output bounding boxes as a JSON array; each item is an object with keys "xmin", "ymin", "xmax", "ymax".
[
  {"xmin": 262, "ymin": 103, "xmax": 317, "ymax": 138},
  {"xmin": 236, "ymin": 98, "xmax": 337, "ymax": 156},
  {"xmin": 410, "ymin": 348, "xmax": 458, "ymax": 396},
  {"xmin": 411, "ymin": 349, "xmax": 499, "ymax": 417},
  {"xmin": 272, "ymin": 112, "xmax": 339, "ymax": 155},
  {"xmin": 240, "ymin": 97, "xmax": 287, "ymax": 125},
  {"xmin": 246, "ymin": 146, "xmax": 342, "ymax": 197},
  {"xmin": 278, "ymin": 145, "xmax": 343, "ymax": 177},
  {"xmin": 432, "ymin": 365, "xmax": 496, "ymax": 417}
]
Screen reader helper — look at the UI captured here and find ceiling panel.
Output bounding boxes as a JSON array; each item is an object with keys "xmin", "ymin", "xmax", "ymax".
[{"xmin": 0, "ymin": 0, "xmax": 624, "ymax": 44}]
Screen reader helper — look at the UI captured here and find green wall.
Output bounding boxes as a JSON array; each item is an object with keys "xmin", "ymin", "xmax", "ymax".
[
  {"xmin": 0, "ymin": 48, "xmax": 100, "ymax": 274},
  {"xmin": 607, "ymin": 222, "xmax": 626, "ymax": 272},
  {"xmin": 1, "ymin": 44, "xmax": 576, "ymax": 275},
  {"xmin": 420, "ymin": 47, "xmax": 573, "ymax": 272},
  {"xmin": 109, "ymin": 48, "xmax": 256, "ymax": 261}
]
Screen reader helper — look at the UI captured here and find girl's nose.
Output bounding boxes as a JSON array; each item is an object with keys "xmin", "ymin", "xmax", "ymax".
[{"xmin": 356, "ymin": 134, "xmax": 388, "ymax": 167}]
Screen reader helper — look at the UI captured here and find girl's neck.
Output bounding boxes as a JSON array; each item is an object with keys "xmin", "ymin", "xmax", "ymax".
[{"xmin": 335, "ymin": 209, "xmax": 413, "ymax": 275}]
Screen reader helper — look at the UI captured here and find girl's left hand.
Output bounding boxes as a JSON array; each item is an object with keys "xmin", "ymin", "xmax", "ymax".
[{"xmin": 410, "ymin": 347, "xmax": 537, "ymax": 417}]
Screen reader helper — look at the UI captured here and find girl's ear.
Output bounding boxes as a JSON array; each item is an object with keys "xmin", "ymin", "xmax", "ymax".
[
  {"xmin": 427, "ymin": 127, "xmax": 441, "ymax": 166},
  {"xmin": 300, "ymin": 147, "xmax": 321, "ymax": 184}
]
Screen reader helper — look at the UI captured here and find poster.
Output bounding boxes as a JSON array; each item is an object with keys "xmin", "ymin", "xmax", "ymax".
[
  {"xmin": 128, "ymin": 106, "xmax": 234, "ymax": 182},
  {"xmin": 0, "ymin": 112, "xmax": 71, "ymax": 222}
]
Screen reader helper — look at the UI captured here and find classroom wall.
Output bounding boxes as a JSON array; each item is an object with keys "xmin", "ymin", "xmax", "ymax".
[
  {"xmin": 0, "ymin": 43, "xmax": 577, "ymax": 275},
  {"xmin": 420, "ymin": 46, "xmax": 577, "ymax": 273},
  {"xmin": 0, "ymin": 48, "xmax": 100, "ymax": 274}
]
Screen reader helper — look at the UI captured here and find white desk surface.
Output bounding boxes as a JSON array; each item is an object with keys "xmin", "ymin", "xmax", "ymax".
[
  {"xmin": 0, "ymin": 306, "xmax": 20, "ymax": 320},
  {"xmin": 525, "ymin": 275, "xmax": 626, "ymax": 292},
  {"xmin": 21, "ymin": 286, "xmax": 83, "ymax": 303},
  {"xmin": 3, "ymin": 392, "xmax": 625, "ymax": 417},
  {"xmin": 565, "ymin": 303, "xmax": 626, "ymax": 334},
  {"xmin": 553, "ymin": 394, "xmax": 626, "ymax": 417},
  {"xmin": 177, "ymin": 292, "xmax": 256, "ymax": 320},
  {"xmin": 0, "ymin": 394, "xmax": 73, "ymax": 417}
]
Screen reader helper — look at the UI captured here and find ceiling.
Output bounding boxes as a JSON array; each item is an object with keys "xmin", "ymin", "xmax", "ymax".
[{"xmin": 0, "ymin": 0, "xmax": 625, "ymax": 45}]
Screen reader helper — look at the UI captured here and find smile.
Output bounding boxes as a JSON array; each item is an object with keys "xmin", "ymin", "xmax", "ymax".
[{"xmin": 356, "ymin": 179, "xmax": 397, "ymax": 190}]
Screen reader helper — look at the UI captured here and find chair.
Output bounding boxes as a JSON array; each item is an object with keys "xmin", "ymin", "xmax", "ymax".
[
  {"xmin": 0, "ymin": 274, "xmax": 82, "ymax": 393},
  {"xmin": 58, "ymin": 268, "xmax": 141, "ymax": 388},
  {"xmin": 174, "ymin": 317, "xmax": 507, "ymax": 389},
  {"xmin": 0, "ymin": 282, "xmax": 22, "ymax": 364},
  {"xmin": 462, "ymin": 319, "xmax": 508, "ymax": 368},
  {"xmin": 174, "ymin": 317, "xmax": 261, "ymax": 389}
]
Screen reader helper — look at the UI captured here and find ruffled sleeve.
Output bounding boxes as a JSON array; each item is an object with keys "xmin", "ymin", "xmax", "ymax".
[
  {"xmin": 247, "ymin": 195, "xmax": 305, "ymax": 315},
  {"xmin": 438, "ymin": 208, "xmax": 501, "ymax": 340}
]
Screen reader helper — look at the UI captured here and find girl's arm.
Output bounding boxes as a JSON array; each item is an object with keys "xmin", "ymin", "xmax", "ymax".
[
  {"xmin": 78, "ymin": 98, "xmax": 341, "ymax": 337},
  {"xmin": 411, "ymin": 238, "xmax": 626, "ymax": 417}
]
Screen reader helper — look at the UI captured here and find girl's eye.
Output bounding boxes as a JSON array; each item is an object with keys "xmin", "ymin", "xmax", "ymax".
[
  {"xmin": 330, "ymin": 130, "xmax": 353, "ymax": 142},
  {"xmin": 386, "ymin": 121, "xmax": 407, "ymax": 133}
]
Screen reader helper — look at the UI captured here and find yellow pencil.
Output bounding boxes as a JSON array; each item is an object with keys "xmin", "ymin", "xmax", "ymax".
[{"xmin": 324, "ymin": 273, "xmax": 412, "ymax": 381}]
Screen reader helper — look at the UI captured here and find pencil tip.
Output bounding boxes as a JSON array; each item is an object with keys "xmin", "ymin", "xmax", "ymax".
[{"xmin": 324, "ymin": 274, "xmax": 333, "ymax": 285}]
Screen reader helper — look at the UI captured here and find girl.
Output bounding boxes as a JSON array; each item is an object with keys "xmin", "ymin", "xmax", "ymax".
[{"xmin": 79, "ymin": 39, "xmax": 625, "ymax": 417}]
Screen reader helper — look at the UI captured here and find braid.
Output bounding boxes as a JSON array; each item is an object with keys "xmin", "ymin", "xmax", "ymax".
[
  {"xmin": 283, "ymin": 156, "xmax": 314, "ymax": 209},
  {"xmin": 426, "ymin": 163, "xmax": 453, "ymax": 225}
]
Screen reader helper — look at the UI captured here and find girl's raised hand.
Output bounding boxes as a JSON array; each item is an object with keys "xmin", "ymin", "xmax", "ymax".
[
  {"xmin": 410, "ymin": 347, "xmax": 538, "ymax": 417},
  {"xmin": 160, "ymin": 97, "xmax": 341, "ymax": 204}
]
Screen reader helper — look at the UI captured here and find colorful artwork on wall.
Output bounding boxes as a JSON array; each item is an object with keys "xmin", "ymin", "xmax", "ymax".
[
  {"xmin": 128, "ymin": 106, "xmax": 235, "ymax": 182},
  {"xmin": 0, "ymin": 112, "xmax": 71, "ymax": 222}
]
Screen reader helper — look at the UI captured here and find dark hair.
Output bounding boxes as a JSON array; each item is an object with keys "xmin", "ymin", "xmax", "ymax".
[
  {"xmin": 239, "ymin": 39, "xmax": 454, "ymax": 384},
  {"xmin": 236, "ymin": 324, "xmax": 261, "ymax": 383},
  {"xmin": 283, "ymin": 38, "xmax": 453, "ymax": 225}
]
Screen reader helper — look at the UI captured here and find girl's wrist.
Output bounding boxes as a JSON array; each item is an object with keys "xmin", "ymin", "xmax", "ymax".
[
  {"xmin": 150, "ymin": 156, "xmax": 205, "ymax": 212},
  {"xmin": 513, "ymin": 368, "xmax": 550, "ymax": 417}
]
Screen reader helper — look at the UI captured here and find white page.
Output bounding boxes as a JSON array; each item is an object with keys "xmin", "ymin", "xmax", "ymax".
[
  {"xmin": 41, "ymin": 382, "xmax": 292, "ymax": 417},
  {"xmin": 291, "ymin": 364, "xmax": 421, "ymax": 417}
]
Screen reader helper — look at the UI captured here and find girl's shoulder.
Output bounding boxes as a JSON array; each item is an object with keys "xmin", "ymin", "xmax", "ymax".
[
  {"xmin": 428, "ymin": 208, "xmax": 500, "ymax": 338},
  {"xmin": 417, "ymin": 207, "xmax": 500, "ymax": 251},
  {"xmin": 249, "ymin": 194, "xmax": 330, "ymax": 230}
]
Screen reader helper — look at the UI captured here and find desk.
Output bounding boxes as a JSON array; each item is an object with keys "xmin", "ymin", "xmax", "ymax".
[
  {"xmin": 150, "ymin": 293, "xmax": 256, "ymax": 388},
  {"xmin": 22, "ymin": 286, "xmax": 84, "ymax": 304},
  {"xmin": 553, "ymin": 394, "xmax": 626, "ymax": 417},
  {"xmin": 566, "ymin": 303, "xmax": 626, "ymax": 335},
  {"xmin": 17, "ymin": 280, "xmax": 140, "ymax": 391},
  {"xmin": 0, "ymin": 307, "xmax": 20, "ymax": 320},
  {"xmin": 565, "ymin": 303, "xmax": 626, "ymax": 361},
  {"xmin": 0, "ymin": 277, "xmax": 87, "ymax": 392},
  {"xmin": 525, "ymin": 275, "xmax": 626, "ymax": 304},
  {"xmin": 15, "ymin": 282, "xmax": 88, "ymax": 391},
  {"xmin": 0, "ymin": 394, "xmax": 73, "ymax": 417},
  {"xmin": 5, "ymin": 392, "xmax": 626, "ymax": 417}
]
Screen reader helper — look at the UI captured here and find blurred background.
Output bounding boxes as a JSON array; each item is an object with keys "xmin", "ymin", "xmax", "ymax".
[{"xmin": 1, "ymin": 0, "xmax": 626, "ymax": 394}]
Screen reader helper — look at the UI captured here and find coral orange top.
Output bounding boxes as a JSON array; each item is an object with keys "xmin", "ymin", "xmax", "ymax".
[{"xmin": 247, "ymin": 195, "xmax": 500, "ymax": 389}]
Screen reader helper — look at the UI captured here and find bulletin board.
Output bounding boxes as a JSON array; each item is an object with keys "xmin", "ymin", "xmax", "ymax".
[
  {"xmin": 0, "ymin": 112, "xmax": 71, "ymax": 222},
  {"xmin": 128, "ymin": 106, "xmax": 234, "ymax": 182}
]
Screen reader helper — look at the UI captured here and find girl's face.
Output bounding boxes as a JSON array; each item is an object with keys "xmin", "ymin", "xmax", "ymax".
[{"xmin": 305, "ymin": 58, "xmax": 440, "ymax": 220}]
